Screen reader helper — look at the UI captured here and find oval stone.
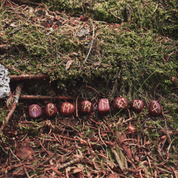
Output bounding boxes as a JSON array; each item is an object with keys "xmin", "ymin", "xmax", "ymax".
[
  {"xmin": 79, "ymin": 100, "xmax": 93, "ymax": 114},
  {"xmin": 60, "ymin": 102, "xmax": 75, "ymax": 116},
  {"xmin": 98, "ymin": 98, "xmax": 110, "ymax": 114},
  {"xmin": 44, "ymin": 103, "xmax": 58, "ymax": 118},
  {"xmin": 113, "ymin": 97, "xmax": 128, "ymax": 111},
  {"xmin": 29, "ymin": 104, "xmax": 42, "ymax": 118},
  {"xmin": 130, "ymin": 99, "xmax": 144, "ymax": 112},
  {"xmin": 149, "ymin": 100, "xmax": 162, "ymax": 116}
]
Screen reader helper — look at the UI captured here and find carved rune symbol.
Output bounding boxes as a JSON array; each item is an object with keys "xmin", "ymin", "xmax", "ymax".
[
  {"xmin": 31, "ymin": 105, "xmax": 39, "ymax": 112},
  {"xmin": 63, "ymin": 103, "xmax": 71, "ymax": 113},
  {"xmin": 83, "ymin": 102, "xmax": 91, "ymax": 111},
  {"xmin": 151, "ymin": 103, "xmax": 158, "ymax": 113},
  {"xmin": 116, "ymin": 99, "xmax": 124, "ymax": 107},
  {"xmin": 102, "ymin": 100, "xmax": 109, "ymax": 109},
  {"xmin": 133, "ymin": 100, "xmax": 142, "ymax": 109},
  {"xmin": 48, "ymin": 104, "xmax": 54, "ymax": 115}
]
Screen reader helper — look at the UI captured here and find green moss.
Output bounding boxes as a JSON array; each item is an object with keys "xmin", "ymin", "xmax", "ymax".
[
  {"xmin": 0, "ymin": 101, "xmax": 8, "ymax": 123},
  {"xmin": 0, "ymin": 0, "xmax": 177, "ymax": 124}
]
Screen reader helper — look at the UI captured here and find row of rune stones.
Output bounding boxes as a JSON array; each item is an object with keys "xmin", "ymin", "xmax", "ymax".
[{"xmin": 29, "ymin": 97, "xmax": 162, "ymax": 119}]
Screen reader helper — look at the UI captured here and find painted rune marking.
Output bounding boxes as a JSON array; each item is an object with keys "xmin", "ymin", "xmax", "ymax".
[
  {"xmin": 48, "ymin": 104, "xmax": 54, "ymax": 115},
  {"xmin": 63, "ymin": 103, "xmax": 71, "ymax": 113},
  {"xmin": 101, "ymin": 100, "xmax": 109, "ymax": 109},
  {"xmin": 116, "ymin": 99, "xmax": 124, "ymax": 107},
  {"xmin": 133, "ymin": 100, "xmax": 142, "ymax": 109},
  {"xmin": 31, "ymin": 105, "xmax": 39, "ymax": 112},
  {"xmin": 151, "ymin": 103, "xmax": 158, "ymax": 113},
  {"xmin": 83, "ymin": 102, "xmax": 91, "ymax": 111}
]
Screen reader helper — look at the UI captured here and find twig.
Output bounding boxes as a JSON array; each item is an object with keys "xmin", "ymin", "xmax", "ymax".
[
  {"xmin": 98, "ymin": 128, "xmax": 107, "ymax": 147},
  {"xmin": 9, "ymin": 27, "xmax": 24, "ymax": 35},
  {"xmin": 9, "ymin": 74, "xmax": 48, "ymax": 81},
  {"xmin": 162, "ymin": 113, "xmax": 172, "ymax": 144},
  {"xmin": 20, "ymin": 94, "xmax": 73, "ymax": 100},
  {"xmin": 76, "ymin": 94, "xmax": 80, "ymax": 117},
  {"xmin": 6, "ymin": 65, "xmax": 23, "ymax": 73},
  {"xmin": 84, "ymin": 20, "xmax": 94, "ymax": 63},
  {"xmin": 123, "ymin": 117, "xmax": 134, "ymax": 124},
  {"xmin": 110, "ymin": 11, "xmax": 124, "ymax": 22},
  {"xmin": 149, "ymin": 3, "xmax": 158, "ymax": 17},
  {"xmin": 167, "ymin": 138, "xmax": 175, "ymax": 159},
  {"xmin": 85, "ymin": 85, "xmax": 100, "ymax": 95},
  {"xmin": 24, "ymin": 167, "xmax": 30, "ymax": 178},
  {"xmin": 57, "ymin": 150, "xmax": 83, "ymax": 169},
  {"xmin": 0, "ymin": 83, "xmax": 23, "ymax": 132}
]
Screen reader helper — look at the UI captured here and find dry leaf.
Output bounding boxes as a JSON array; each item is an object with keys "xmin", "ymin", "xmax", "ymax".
[
  {"xmin": 66, "ymin": 167, "xmax": 82, "ymax": 178},
  {"xmin": 6, "ymin": 93, "xmax": 14, "ymax": 108},
  {"xmin": 101, "ymin": 133, "xmax": 107, "ymax": 137},
  {"xmin": 172, "ymin": 77, "xmax": 178, "ymax": 83},
  {"xmin": 93, "ymin": 61, "xmax": 101, "ymax": 67},
  {"xmin": 69, "ymin": 52, "xmax": 78, "ymax": 56},
  {"xmin": 107, "ymin": 173, "xmax": 120, "ymax": 178},
  {"xmin": 16, "ymin": 139, "xmax": 33, "ymax": 159},
  {"xmin": 76, "ymin": 172, "xmax": 84, "ymax": 178},
  {"xmin": 111, "ymin": 147, "xmax": 127, "ymax": 171},
  {"xmin": 66, "ymin": 60, "xmax": 74, "ymax": 70},
  {"xmin": 116, "ymin": 132, "xmax": 132, "ymax": 159},
  {"xmin": 72, "ymin": 167, "xmax": 83, "ymax": 174}
]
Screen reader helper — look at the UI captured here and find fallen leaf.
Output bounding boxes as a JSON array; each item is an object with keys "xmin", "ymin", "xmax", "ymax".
[
  {"xmin": 66, "ymin": 60, "xmax": 74, "ymax": 70},
  {"xmin": 72, "ymin": 167, "xmax": 83, "ymax": 174},
  {"xmin": 172, "ymin": 77, "xmax": 178, "ymax": 83},
  {"xmin": 107, "ymin": 173, "xmax": 120, "ymax": 178},
  {"xmin": 16, "ymin": 139, "xmax": 33, "ymax": 159},
  {"xmin": 93, "ymin": 61, "xmax": 101, "ymax": 67},
  {"xmin": 116, "ymin": 132, "xmax": 132, "ymax": 159},
  {"xmin": 69, "ymin": 52, "xmax": 78, "ymax": 56},
  {"xmin": 112, "ymin": 147, "xmax": 127, "ymax": 171},
  {"xmin": 101, "ymin": 133, "xmax": 107, "ymax": 137},
  {"xmin": 6, "ymin": 93, "xmax": 14, "ymax": 108}
]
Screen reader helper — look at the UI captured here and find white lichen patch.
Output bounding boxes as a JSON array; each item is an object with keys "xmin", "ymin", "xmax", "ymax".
[{"xmin": 0, "ymin": 64, "xmax": 10, "ymax": 99}]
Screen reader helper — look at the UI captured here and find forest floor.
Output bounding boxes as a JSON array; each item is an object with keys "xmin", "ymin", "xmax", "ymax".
[{"xmin": 0, "ymin": 0, "xmax": 178, "ymax": 177}]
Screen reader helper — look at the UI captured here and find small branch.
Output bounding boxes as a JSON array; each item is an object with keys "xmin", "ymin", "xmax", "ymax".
[
  {"xmin": 0, "ymin": 83, "xmax": 23, "ymax": 132},
  {"xmin": 75, "ymin": 94, "xmax": 80, "ymax": 117},
  {"xmin": 85, "ymin": 85, "xmax": 100, "ymax": 95},
  {"xmin": 20, "ymin": 95, "xmax": 73, "ymax": 100},
  {"xmin": 149, "ymin": 3, "xmax": 158, "ymax": 17},
  {"xmin": 98, "ymin": 128, "xmax": 107, "ymax": 147},
  {"xmin": 110, "ymin": 11, "xmax": 124, "ymax": 22},
  {"xmin": 9, "ymin": 74, "xmax": 48, "ymax": 81},
  {"xmin": 57, "ymin": 150, "xmax": 83, "ymax": 170},
  {"xmin": 84, "ymin": 20, "xmax": 94, "ymax": 63}
]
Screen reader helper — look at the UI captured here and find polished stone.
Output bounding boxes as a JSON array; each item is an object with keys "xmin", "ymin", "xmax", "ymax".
[
  {"xmin": 44, "ymin": 103, "xmax": 58, "ymax": 118},
  {"xmin": 130, "ymin": 99, "xmax": 144, "ymax": 112},
  {"xmin": 60, "ymin": 102, "xmax": 75, "ymax": 116},
  {"xmin": 98, "ymin": 98, "xmax": 110, "ymax": 114},
  {"xmin": 149, "ymin": 100, "xmax": 162, "ymax": 116},
  {"xmin": 29, "ymin": 104, "xmax": 42, "ymax": 118},
  {"xmin": 79, "ymin": 100, "xmax": 93, "ymax": 114}
]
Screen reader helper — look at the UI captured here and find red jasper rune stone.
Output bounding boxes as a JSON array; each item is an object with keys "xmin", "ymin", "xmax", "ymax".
[
  {"xmin": 60, "ymin": 102, "xmax": 75, "ymax": 116},
  {"xmin": 130, "ymin": 99, "xmax": 144, "ymax": 112},
  {"xmin": 149, "ymin": 100, "xmax": 162, "ymax": 116},
  {"xmin": 44, "ymin": 103, "xmax": 57, "ymax": 118},
  {"xmin": 113, "ymin": 97, "xmax": 128, "ymax": 111},
  {"xmin": 98, "ymin": 98, "xmax": 110, "ymax": 114},
  {"xmin": 79, "ymin": 100, "xmax": 93, "ymax": 114},
  {"xmin": 29, "ymin": 104, "xmax": 42, "ymax": 118}
]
